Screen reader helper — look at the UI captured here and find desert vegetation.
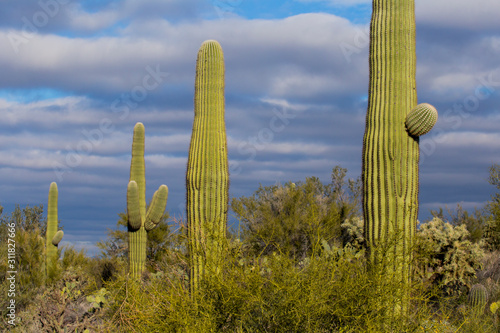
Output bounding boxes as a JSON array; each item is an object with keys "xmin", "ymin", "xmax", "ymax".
[{"xmin": 1, "ymin": 165, "xmax": 500, "ymax": 332}]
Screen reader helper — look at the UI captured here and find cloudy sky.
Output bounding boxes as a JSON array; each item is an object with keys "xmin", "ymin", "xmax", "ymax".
[{"xmin": 1, "ymin": 0, "xmax": 499, "ymax": 255}]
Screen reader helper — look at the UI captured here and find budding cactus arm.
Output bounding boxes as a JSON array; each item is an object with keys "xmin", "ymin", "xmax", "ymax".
[
  {"xmin": 406, "ymin": 103, "xmax": 438, "ymax": 136},
  {"xmin": 127, "ymin": 181, "xmax": 142, "ymax": 231},
  {"xmin": 144, "ymin": 185, "xmax": 169, "ymax": 232},
  {"xmin": 52, "ymin": 230, "xmax": 64, "ymax": 246}
]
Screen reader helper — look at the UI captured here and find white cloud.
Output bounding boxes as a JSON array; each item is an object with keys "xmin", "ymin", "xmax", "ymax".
[
  {"xmin": 145, "ymin": 154, "xmax": 187, "ymax": 169},
  {"xmin": 0, "ymin": 12, "xmax": 365, "ymax": 99},
  {"xmin": 0, "ymin": 96, "xmax": 103, "ymax": 127},
  {"xmin": 429, "ymin": 73, "xmax": 478, "ymax": 94},
  {"xmin": 433, "ymin": 131, "xmax": 500, "ymax": 148},
  {"xmin": 67, "ymin": 6, "xmax": 121, "ymax": 32},
  {"xmin": 416, "ymin": 0, "xmax": 500, "ymax": 30}
]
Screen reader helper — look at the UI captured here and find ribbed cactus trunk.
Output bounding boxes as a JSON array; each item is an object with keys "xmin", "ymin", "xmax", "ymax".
[
  {"xmin": 46, "ymin": 182, "xmax": 63, "ymax": 280},
  {"xmin": 128, "ymin": 123, "xmax": 147, "ymax": 279},
  {"xmin": 127, "ymin": 122, "xmax": 168, "ymax": 280},
  {"xmin": 468, "ymin": 284, "xmax": 488, "ymax": 312},
  {"xmin": 187, "ymin": 40, "xmax": 229, "ymax": 296},
  {"xmin": 362, "ymin": 0, "xmax": 418, "ymax": 315}
]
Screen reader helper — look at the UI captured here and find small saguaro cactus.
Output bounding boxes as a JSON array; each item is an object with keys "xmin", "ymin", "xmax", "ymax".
[
  {"xmin": 468, "ymin": 284, "xmax": 488, "ymax": 310},
  {"xmin": 46, "ymin": 182, "xmax": 64, "ymax": 280},
  {"xmin": 186, "ymin": 40, "xmax": 229, "ymax": 295},
  {"xmin": 127, "ymin": 122, "xmax": 169, "ymax": 279}
]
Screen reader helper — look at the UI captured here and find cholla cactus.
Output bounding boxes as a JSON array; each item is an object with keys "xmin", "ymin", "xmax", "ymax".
[
  {"xmin": 415, "ymin": 218, "xmax": 484, "ymax": 296},
  {"xmin": 340, "ymin": 217, "xmax": 364, "ymax": 248}
]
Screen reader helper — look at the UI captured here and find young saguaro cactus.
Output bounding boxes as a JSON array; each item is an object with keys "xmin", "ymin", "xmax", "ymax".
[
  {"xmin": 46, "ymin": 182, "xmax": 64, "ymax": 280},
  {"xmin": 468, "ymin": 284, "xmax": 488, "ymax": 310},
  {"xmin": 361, "ymin": 0, "xmax": 437, "ymax": 315},
  {"xmin": 127, "ymin": 122, "xmax": 169, "ymax": 279},
  {"xmin": 186, "ymin": 40, "xmax": 229, "ymax": 295}
]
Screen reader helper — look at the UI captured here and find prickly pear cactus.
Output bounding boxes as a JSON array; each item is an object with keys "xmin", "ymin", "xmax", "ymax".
[{"xmin": 186, "ymin": 40, "xmax": 229, "ymax": 295}]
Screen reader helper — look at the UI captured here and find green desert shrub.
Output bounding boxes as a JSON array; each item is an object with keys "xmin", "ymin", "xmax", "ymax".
[
  {"xmin": 102, "ymin": 240, "xmax": 438, "ymax": 332},
  {"xmin": 0, "ymin": 205, "xmax": 51, "ymax": 326},
  {"xmin": 232, "ymin": 166, "xmax": 361, "ymax": 260},
  {"xmin": 485, "ymin": 164, "xmax": 500, "ymax": 250},
  {"xmin": 62, "ymin": 246, "xmax": 89, "ymax": 271}
]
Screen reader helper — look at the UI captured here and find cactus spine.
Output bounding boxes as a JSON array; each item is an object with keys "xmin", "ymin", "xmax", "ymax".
[
  {"xmin": 46, "ymin": 182, "xmax": 63, "ymax": 280},
  {"xmin": 468, "ymin": 284, "xmax": 488, "ymax": 310},
  {"xmin": 187, "ymin": 40, "xmax": 229, "ymax": 295},
  {"xmin": 127, "ymin": 122, "xmax": 169, "ymax": 279},
  {"xmin": 362, "ymin": 0, "xmax": 436, "ymax": 314}
]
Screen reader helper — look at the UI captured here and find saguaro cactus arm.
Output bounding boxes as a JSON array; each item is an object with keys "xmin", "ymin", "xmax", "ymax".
[
  {"xmin": 127, "ymin": 181, "xmax": 142, "ymax": 231},
  {"xmin": 144, "ymin": 185, "xmax": 169, "ymax": 232}
]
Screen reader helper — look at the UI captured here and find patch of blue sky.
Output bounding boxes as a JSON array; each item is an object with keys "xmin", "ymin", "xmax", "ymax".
[
  {"xmin": 76, "ymin": 0, "xmax": 116, "ymax": 14},
  {"xmin": 0, "ymin": 88, "xmax": 71, "ymax": 104},
  {"xmin": 54, "ymin": 18, "xmax": 130, "ymax": 39},
  {"xmin": 208, "ymin": 0, "xmax": 371, "ymax": 24}
]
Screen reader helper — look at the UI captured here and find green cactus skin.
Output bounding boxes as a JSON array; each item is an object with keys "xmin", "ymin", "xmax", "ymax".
[
  {"xmin": 186, "ymin": 40, "xmax": 229, "ymax": 295},
  {"xmin": 127, "ymin": 122, "xmax": 169, "ymax": 279},
  {"xmin": 406, "ymin": 103, "xmax": 438, "ymax": 136},
  {"xmin": 361, "ymin": 0, "xmax": 435, "ymax": 314},
  {"xmin": 46, "ymin": 182, "xmax": 63, "ymax": 279},
  {"xmin": 468, "ymin": 284, "xmax": 488, "ymax": 310},
  {"xmin": 52, "ymin": 230, "xmax": 64, "ymax": 246}
]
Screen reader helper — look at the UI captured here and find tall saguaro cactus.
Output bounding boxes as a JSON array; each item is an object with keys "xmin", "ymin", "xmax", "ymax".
[
  {"xmin": 362, "ymin": 0, "xmax": 437, "ymax": 314},
  {"xmin": 186, "ymin": 40, "xmax": 229, "ymax": 295},
  {"xmin": 46, "ymin": 182, "xmax": 63, "ymax": 280},
  {"xmin": 127, "ymin": 122, "xmax": 169, "ymax": 279}
]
